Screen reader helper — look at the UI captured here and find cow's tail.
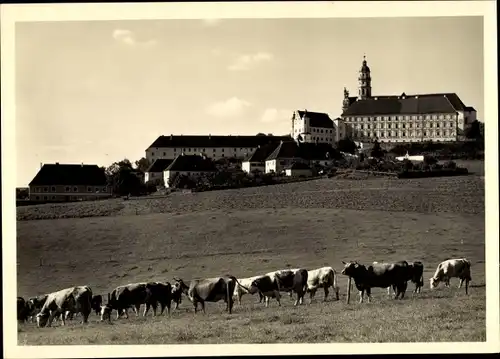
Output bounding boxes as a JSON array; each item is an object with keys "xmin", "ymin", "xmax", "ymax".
[
  {"xmin": 463, "ymin": 258, "xmax": 472, "ymax": 280},
  {"xmin": 232, "ymin": 277, "xmax": 251, "ymax": 294},
  {"xmin": 331, "ymin": 268, "xmax": 340, "ymax": 293}
]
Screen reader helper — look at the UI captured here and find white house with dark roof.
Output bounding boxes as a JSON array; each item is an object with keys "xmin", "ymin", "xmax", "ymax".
[
  {"xmin": 284, "ymin": 162, "xmax": 313, "ymax": 178},
  {"xmin": 291, "ymin": 110, "xmax": 338, "ymax": 144},
  {"xmin": 144, "ymin": 158, "xmax": 174, "ymax": 183},
  {"xmin": 163, "ymin": 154, "xmax": 217, "ymax": 188},
  {"xmin": 340, "ymin": 56, "xmax": 478, "ymax": 143},
  {"xmin": 145, "ymin": 134, "xmax": 291, "ymax": 164},
  {"xmin": 241, "ymin": 142, "xmax": 280, "ymax": 174}
]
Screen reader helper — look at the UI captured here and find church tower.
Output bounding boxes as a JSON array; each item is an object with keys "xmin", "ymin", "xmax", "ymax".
[{"xmin": 357, "ymin": 55, "xmax": 372, "ymax": 100}]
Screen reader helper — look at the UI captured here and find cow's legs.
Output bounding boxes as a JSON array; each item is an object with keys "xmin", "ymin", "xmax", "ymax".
[
  {"xmin": 124, "ymin": 308, "xmax": 130, "ymax": 319},
  {"xmin": 143, "ymin": 303, "xmax": 150, "ymax": 317},
  {"xmin": 275, "ymin": 291, "xmax": 282, "ymax": 306},
  {"xmin": 200, "ymin": 301, "xmax": 206, "ymax": 314},
  {"xmin": 46, "ymin": 312, "xmax": 57, "ymax": 327},
  {"xmin": 359, "ymin": 290, "xmax": 364, "ymax": 303},
  {"xmin": 237, "ymin": 292, "xmax": 243, "ymax": 306},
  {"xmin": 365, "ymin": 288, "xmax": 372, "ymax": 303},
  {"xmin": 387, "ymin": 287, "xmax": 391, "ymax": 296},
  {"xmin": 458, "ymin": 278, "xmax": 464, "ymax": 289},
  {"xmin": 323, "ymin": 286, "xmax": 329, "ymax": 302},
  {"xmin": 264, "ymin": 296, "xmax": 270, "ymax": 308},
  {"xmin": 309, "ymin": 288, "xmax": 316, "ymax": 303},
  {"xmin": 134, "ymin": 304, "xmax": 140, "ymax": 317},
  {"xmin": 465, "ymin": 279, "xmax": 470, "ymax": 295}
]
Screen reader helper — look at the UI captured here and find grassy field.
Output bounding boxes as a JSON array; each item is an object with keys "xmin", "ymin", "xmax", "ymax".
[{"xmin": 16, "ymin": 166, "xmax": 485, "ymax": 344}]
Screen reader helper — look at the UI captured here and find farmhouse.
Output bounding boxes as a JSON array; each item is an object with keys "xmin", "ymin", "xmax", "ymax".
[
  {"xmin": 164, "ymin": 154, "xmax": 217, "ymax": 188},
  {"xmin": 241, "ymin": 142, "xmax": 280, "ymax": 175},
  {"xmin": 265, "ymin": 141, "xmax": 340, "ymax": 174},
  {"xmin": 339, "ymin": 56, "xmax": 478, "ymax": 144},
  {"xmin": 28, "ymin": 163, "xmax": 110, "ymax": 202},
  {"xmin": 145, "ymin": 134, "xmax": 291, "ymax": 164},
  {"xmin": 284, "ymin": 162, "xmax": 313, "ymax": 178},
  {"xmin": 145, "ymin": 158, "xmax": 174, "ymax": 183}
]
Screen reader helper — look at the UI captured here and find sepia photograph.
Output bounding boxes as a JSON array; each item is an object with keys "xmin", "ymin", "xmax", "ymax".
[{"xmin": 2, "ymin": 1, "xmax": 498, "ymax": 357}]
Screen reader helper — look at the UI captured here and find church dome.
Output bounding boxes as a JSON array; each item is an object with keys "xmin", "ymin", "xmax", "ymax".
[{"xmin": 360, "ymin": 58, "xmax": 370, "ymax": 73}]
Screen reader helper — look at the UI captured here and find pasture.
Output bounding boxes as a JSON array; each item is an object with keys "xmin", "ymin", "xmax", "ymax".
[{"xmin": 16, "ymin": 171, "xmax": 486, "ymax": 344}]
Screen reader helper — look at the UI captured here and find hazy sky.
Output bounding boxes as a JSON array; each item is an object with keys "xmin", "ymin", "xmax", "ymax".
[{"xmin": 16, "ymin": 16, "xmax": 483, "ymax": 187}]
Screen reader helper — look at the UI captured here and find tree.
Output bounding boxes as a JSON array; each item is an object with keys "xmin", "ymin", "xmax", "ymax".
[
  {"xmin": 370, "ymin": 140, "xmax": 384, "ymax": 158},
  {"xmin": 105, "ymin": 159, "xmax": 144, "ymax": 196},
  {"xmin": 134, "ymin": 157, "xmax": 151, "ymax": 173},
  {"xmin": 336, "ymin": 138, "xmax": 357, "ymax": 154},
  {"xmin": 465, "ymin": 120, "xmax": 483, "ymax": 141}
]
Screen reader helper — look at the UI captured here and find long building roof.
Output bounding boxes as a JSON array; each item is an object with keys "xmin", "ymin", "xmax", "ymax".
[
  {"xmin": 342, "ymin": 93, "xmax": 473, "ymax": 116},
  {"xmin": 147, "ymin": 134, "xmax": 292, "ymax": 149},
  {"xmin": 29, "ymin": 163, "xmax": 107, "ymax": 186},
  {"xmin": 296, "ymin": 110, "xmax": 334, "ymax": 128}
]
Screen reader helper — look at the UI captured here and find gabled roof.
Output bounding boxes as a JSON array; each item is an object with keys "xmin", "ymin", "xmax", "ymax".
[
  {"xmin": 285, "ymin": 162, "xmax": 311, "ymax": 170},
  {"xmin": 266, "ymin": 141, "xmax": 341, "ymax": 161},
  {"xmin": 243, "ymin": 142, "xmax": 280, "ymax": 162},
  {"xmin": 296, "ymin": 110, "xmax": 334, "ymax": 128},
  {"xmin": 342, "ymin": 93, "xmax": 468, "ymax": 116},
  {"xmin": 147, "ymin": 134, "xmax": 292, "ymax": 149},
  {"xmin": 465, "ymin": 106, "xmax": 476, "ymax": 112},
  {"xmin": 166, "ymin": 154, "xmax": 216, "ymax": 172},
  {"xmin": 146, "ymin": 159, "xmax": 174, "ymax": 173},
  {"xmin": 29, "ymin": 163, "xmax": 107, "ymax": 186}
]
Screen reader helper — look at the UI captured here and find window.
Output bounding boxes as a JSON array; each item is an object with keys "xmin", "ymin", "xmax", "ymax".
[
  {"xmin": 425, "ymin": 115, "xmax": 430, "ymax": 120},
  {"xmin": 437, "ymin": 123, "xmax": 440, "ymax": 128},
  {"xmin": 439, "ymin": 115, "xmax": 444, "ymax": 119},
  {"xmin": 432, "ymin": 115, "xmax": 437, "ymax": 120},
  {"xmin": 449, "ymin": 122, "xmax": 454, "ymax": 127},
  {"xmin": 43, "ymin": 196, "xmax": 48, "ymax": 200},
  {"xmin": 437, "ymin": 131, "xmax": 441, "ymax": 136},
  {"xmin": 51, "ymin": 186, "xmax": 56, "ymax": 192},
  {"xmin": 424, "ymin": 131, "xmax": 427, "ymax": 136},
  {"xmin": 87, "ymin": 187, "xmax": 92, "ymax": 192},
  {"xmin": 163, "ymin": 152, "xmax": 166, "ymax": 156},
  {"xmin": 234, "ymin": 148, "xmax": 237, "ymax": 152},
  {"xmin": 152, "ymin": 152, "xmax": 155, "ymax": 156},
  {"xmin": 221, "ymin": 154, "xmax": 225, "ymax": 157},
  {"xmin": 402, "ymin": 123, "xmax": 406, "ymax": 128},
  {"xmin": 73, "ymin": 187, "xmax": 78, "ymax": 192},
  {"xmin": 35, "ymin": 196, "xmax": 39, "ymax": 200},
  {"xmin": 403, "ymin": 132, "xmax": 406, "ymax": 137},
  {"xmin": 203, "ymin": 148, "xmax": 206, "ymax": 152},
  {"xmin": 188, "ymin": 148, "xmax": 191, "ymax": 152},
  {"xmin": 213, "ymin": 149, "xmax": 216, "ymax": 152},
  {"xmin": 222, "ymin": 149, "xmax": 224, "ymax": 152},
  {"xmin": 43, "ymin": 187, "xmax": 48, "ymax": 192},
  {"xmin": 186, "ymin": 172, "xmax": 190, "ymax": 176},
  {"xmin": 320, "ymin": 129, "xmax": 323, "ymax": 133},
  {"xmin": 65, "ymin": 187, "xmax": 70, "ymax": 192},
  {"xmin": 51, "ymin": 196, "xmax": 56, "ymax": 200}
]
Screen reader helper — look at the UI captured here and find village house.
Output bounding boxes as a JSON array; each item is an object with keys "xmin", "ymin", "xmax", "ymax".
[
  {"xmin": 144, "ymin": 158, "xmax": 174, "ymax": 183},
  {"xmin": 241, "ymin": 142, "xmax": 280, "ymax": 175},
  {"xmin": 28, "ymin": 163, "xmax": 110, "ymax": 202},
  {"xmin": 164, "ymin": 154, "xmax": 217, "ymax": 188},
  {"xmin": 265, "ymin": 141, "xmax": 340, "ymax": 174},
  {"xmin": 284, "ymin": 162, "xmax": 313, "ymax": 178},
  {"xmin": 145, "ymin": 134, "xmax": 291, "ymax": 164}
]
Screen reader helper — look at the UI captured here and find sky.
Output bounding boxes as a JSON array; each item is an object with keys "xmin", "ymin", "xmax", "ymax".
[{"xmin": 15, "ymin": 16, "xmax": 484, "ymax": 187}]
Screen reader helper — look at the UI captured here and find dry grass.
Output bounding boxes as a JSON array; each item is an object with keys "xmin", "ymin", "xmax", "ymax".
[{"xmin": 16, "ymin": 166, "xmax": 485, "ymax": 344}]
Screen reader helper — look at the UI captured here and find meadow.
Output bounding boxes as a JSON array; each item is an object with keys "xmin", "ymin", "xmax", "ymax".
[{"xmin": 16, "ymin": 163, "xmax": 485, "ymax": 344}]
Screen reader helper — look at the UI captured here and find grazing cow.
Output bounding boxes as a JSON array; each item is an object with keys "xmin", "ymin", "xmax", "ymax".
[
  {"xmin": 303, "ymin": 266, "xmax": 340, "ymax": 302},
  {"xmin": 17, "ymin": 297, "xmax": 29, "ymax": 323},
  {"xmin": 374, "ymin": 261, "xmax": 424, "ymax": 296},
  {"xmin": 26, "ymin": 294, "xmax": 48, "ymax": 323},
  {"xmin": 36, "ymin": 286, "xmax": 92, "ymax": 328},
  {"xmin": 248, "ymin": 274, "xmax": 282, "ymax": 307},
  {"xmin": 233, "ymin": 275, "xmax": 266, "ymax": 305},
  {"xmin": 100, "ymin": 282, "xmax": 148, "ymax": 322},
  {"xmin": 143, "ymin": 282, "xmax": 172, "ymax": 317},
  {"xmin": 341, "ymin": 260, "xmax": 411, "ymax": 303},
  {"xmin": 429, "ymin": 258, "xmax": 472, "ymax": 294},
  {"xmin": 91, "ymin": 295, "xmax": 103, "ymax": 315},
  {"xmin": 253, "ymin": 268, "xmax": 309, "ymax": 306},
  {"xmin": 172, "ymin": 275, "xmax": 243, "ymax": 314}
]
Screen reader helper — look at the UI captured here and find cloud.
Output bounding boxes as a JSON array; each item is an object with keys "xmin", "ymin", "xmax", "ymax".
[
  {"xmin": 112, "ymin": 29, "xmax": 157, "ymax": 47},
  {"xmin": 228, "ymin": 52, "xmax": 274, "ymax": 71},
  {"xmin": 261, "ymin": 108, "xmax": 292, "ymax": 123},
  {"xmin": 206, "ymin": 97, "xmax": 252, "ymax": 118}
]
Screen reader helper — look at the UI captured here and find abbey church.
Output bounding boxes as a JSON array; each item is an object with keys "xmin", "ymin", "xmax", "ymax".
[{"xmin": 339, "ymin": 56, "xmax": 477, "ymax": 143}]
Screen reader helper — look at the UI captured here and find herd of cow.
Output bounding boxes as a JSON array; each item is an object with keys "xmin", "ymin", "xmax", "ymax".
[{"xmin": 16, "ymin": 257, "xmax": 472, "ymax": 329}]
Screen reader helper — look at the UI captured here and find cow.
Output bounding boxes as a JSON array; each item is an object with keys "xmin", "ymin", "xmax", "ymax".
[
  {"xmin": 17, "ymin": 297, "xmax": 29, "ymax": 323},
  {"xmin": 171, "ymin": 275, "xmax": 244, "ymax": 314},
  {"xmin": 143, "ymin": 282, "xmax": 172, "ymax": 317},
  {"xmin": 429, "ymin": 258, "xmax": 472, "ymax": 294},
  {"xmin": 233, "ymin": 275, "xmax": 266, "ymax": 305},
  {"xmin": 91, "ymin": 295, "xmax": 103, "ymax": 315},
  {"xmin": 36, "ymin": 286, "xmax": 92, "ymax": 328},
  {"xmin": 341, "ymin": 260, "xmax": 411, "ymax": 303},
  {"xmin": 252, "ymin": 268, "xmax": 309, "ymax": 306},
  {"xmin": 303, "ymin": 266, "xmax": 340, "ymax": 302},
  {"xmin": 100, "ymin": 282, "xmax": 148, "ymax": 322},
  {"xmin": 247, "ymin": 273, "xmax": 282, "ymax": 307},
  {"xmin": 26, "ymin": 294, "xmax": 48, "ymax": 323}
]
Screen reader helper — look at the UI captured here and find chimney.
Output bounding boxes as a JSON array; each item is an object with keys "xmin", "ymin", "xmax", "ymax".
[
  {"xmin": 209, "ymin": 133, "xmax": 211, "ymax": 139},
  {"xmin": 40, "ymin": 162, "xmax": 42, "ymax": 169},
  {"xmin": 170, "ymin": 134, "xmax": 173, "ymax": 140},
  {"xmin": 55, "ymin": 162, "xmax": 59, "ymax": 165},
  {"xmin": 81, "ymin": 162, "xmax": 84, "ymax": 167}
]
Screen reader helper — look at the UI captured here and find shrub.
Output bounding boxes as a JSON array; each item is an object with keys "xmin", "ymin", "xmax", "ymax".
[
  {"xmin": 443, "ymin": 160, "xmax": 457, "ymax": 170},
  {"xmin": 423, "ymin": 155, "xmax": 438, "ymax": 166}
]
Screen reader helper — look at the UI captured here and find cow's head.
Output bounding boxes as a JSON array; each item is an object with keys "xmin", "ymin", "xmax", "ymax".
[
  {"xmin": 100, "ymin": 304, "xmax": 112, "ymax": 322},
  {"xmin": 248, "ymin": 278, "xmax": 263, "ymax": 295},
  {"xmin": 36, "ymin": 312, "xmax": 49, "ymax": 328},
  {"xmin": 91, "ymin": 295, "xmax": 103, "ymax": 313},
  {"xmin": 341, "ymin": 261, "xmax": 362, "ymax": 277},
  {"xmin": 429, "ymin": 277, "xmax": 439, "ymax": 289}
]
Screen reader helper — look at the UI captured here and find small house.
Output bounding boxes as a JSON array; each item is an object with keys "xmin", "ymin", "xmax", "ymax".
[
  {"xmin": 284, "ymin": 162, "xmax": 313, "ymax": 178},
  {"xmin": 164, "ymin": 154, "xmax": 217, "ymax": 187},
  {"xmin": 242, "ymin": 142, "xmax": 280, "ymax": 175},
  {"xmin": 145, "ymin": 158, "xmax": 174, "ymax": 183}
]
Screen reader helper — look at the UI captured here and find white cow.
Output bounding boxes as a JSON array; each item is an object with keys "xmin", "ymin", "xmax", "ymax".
[
  {"xmin": 429, "ymin": 258, "xmax": 472, "ymax": 294},
  {"xmin": 36, "ymin": 286, "xmax": 93, "ymax": 327},
  {"xmin": 233, "ymin": 275, "xmax": 265, "ymax": 305},
  {"xmin": 285, "ymin": 267, "xmax": 340, "ymax": 302}
]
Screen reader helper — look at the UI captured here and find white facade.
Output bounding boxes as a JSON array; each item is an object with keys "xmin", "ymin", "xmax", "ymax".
[
  {"xmin": 144, "ymin": 171, "xmax": 162, "ymax": 183},
  {"xmin": 266, "ymin": 158, "xmax": 306, "ymax": 174},
  {"xmin": 242, "ymin": 161, "xmax": 265, "ymax": 174},
  {"xmin": 291, "ymin": 110, "xmax": 336, "ymax": 144}
]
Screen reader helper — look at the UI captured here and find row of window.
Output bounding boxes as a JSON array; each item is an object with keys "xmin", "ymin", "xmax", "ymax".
[
  {"xmin": 344, "ymin": 114, "xmax": 456, "ymax": 122},
  {"xmin": 310, "ymin": 128, "xmax": 333, "ymax": 134},
  {"xmin": 151, "ymin": 147, "xmax": 252, "ymax": 157},
  {"xmin": 32, "ymin": 195, "xmax": 99, "ymax": 201},
  {"xmin": 350, "ymin": 130, "xmax": 456, "ymax": 138},
  {"xmin": 33, "ymin": 186, "xmax": 107, "ymax": 193},
  {"xmin": 348, "ymin": 121, "xmax": 456, "ymax": 130}
]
